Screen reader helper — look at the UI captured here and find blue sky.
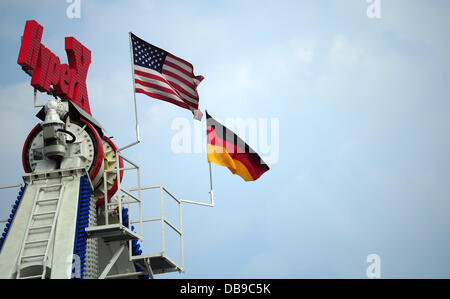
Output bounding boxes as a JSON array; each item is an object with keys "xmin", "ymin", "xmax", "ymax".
[{"xmin": 0, "ymin": 0, "xmax": 449, "ymax": 278}]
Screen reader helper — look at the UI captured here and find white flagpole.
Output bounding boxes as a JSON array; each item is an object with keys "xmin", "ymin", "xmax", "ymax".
[
  {"xmin": 119, "ymin": 32, "xmax": 141, "ymax": 152},
  {"xmin": 208, "ymin": 162, "xmax": 214, "ymax": 206},
  {"xmin": 180, "ymin": 161, "xmax": 215, "ymax": 207},
  {"xmin": 180, "ymin": 116, "xmax": 215, "ymax": 207}
]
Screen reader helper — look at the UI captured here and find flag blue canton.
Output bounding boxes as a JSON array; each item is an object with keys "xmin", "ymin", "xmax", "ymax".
[{"xmin": 131, "ymin": 33, "xmax": 168, "ymax": 73}]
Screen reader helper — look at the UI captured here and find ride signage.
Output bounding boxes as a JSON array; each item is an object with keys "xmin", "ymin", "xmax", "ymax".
[{"xmin": 17, "ymin": 20, "xmax": 92, "ymax": 115}]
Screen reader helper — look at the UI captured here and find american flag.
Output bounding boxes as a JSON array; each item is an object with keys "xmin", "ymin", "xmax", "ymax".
[{"xmin": 130, "ymin": 33, "xmax": 204, "ymax": 120}]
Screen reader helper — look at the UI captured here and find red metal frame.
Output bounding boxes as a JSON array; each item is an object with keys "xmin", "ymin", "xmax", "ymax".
[{"xmin": 95, "ymin": 136, "xmax": 124, "ymax": 207}]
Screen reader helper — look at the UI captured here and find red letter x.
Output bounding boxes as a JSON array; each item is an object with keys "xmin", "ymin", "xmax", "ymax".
[{"xmin": 65, "ymin": 37, "xmax": 92, "ymax": 115}]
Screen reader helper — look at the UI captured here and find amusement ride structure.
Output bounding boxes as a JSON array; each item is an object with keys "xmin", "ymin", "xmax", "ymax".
[{"xmin": 0, "ymin": 20, "xmax": 214, "ymax": 279}]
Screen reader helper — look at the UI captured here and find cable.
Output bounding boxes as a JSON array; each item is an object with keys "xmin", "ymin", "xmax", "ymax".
[{"xmin": 57, "ymin": 129, "xmax": 76, "ymax": 144}]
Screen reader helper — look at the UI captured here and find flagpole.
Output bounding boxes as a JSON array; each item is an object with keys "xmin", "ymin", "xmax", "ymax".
[
  {"xmin": 180, "ymin": 161, "xmax": 215, "ymax": 207},
  {"xmin": 208, "ymin": 162, "xmax": 214, "ymax": 206},
  {"xmin": 119, "ymin": 32, "xmax": 141, "ymax": 152}
]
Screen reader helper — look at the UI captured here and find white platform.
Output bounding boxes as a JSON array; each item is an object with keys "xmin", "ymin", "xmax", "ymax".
[{"xmin": 85, "ymin": 224, "xmax": 141, "ymax": 242}]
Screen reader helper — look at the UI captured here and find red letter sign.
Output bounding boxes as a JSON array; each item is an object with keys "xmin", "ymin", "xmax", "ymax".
[
  {"xmin": 65, "ymin": 37, "xmax": 92, "ymax": 115},
  {"xmin": 17, "ymin": 20, "xmax": 92, "ymax": 116},
  {"xmin": 17, "ymin": 20, "xmax": 43, "ymax": 72}
]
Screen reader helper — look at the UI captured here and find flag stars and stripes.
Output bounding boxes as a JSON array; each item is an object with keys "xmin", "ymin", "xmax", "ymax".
[{"xmin": 130, "ymin": 32, "xmax": 204, "ymax": 120}]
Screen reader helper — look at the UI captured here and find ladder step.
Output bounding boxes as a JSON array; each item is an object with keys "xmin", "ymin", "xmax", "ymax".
[
  {"xmin": 29, "ymin": 225, "xmax": 53, "ymax": 231},
  {"xmin": 21, "ymin": 253, "xmax": 45, "ymax": 259},
  {"xmin": 41, "ymin": 184, "xmax": 63, "ymax": 189},
  {"xmin": 19, "ymin": 274, "xmax": 43, "ymax": 279},
  {"xmin": 33, "ymin": 211, "xmax": 57, "ymax": 217},
  {"xmin": 15, "ymin": 184, "xmax": 63, "ymax": 275},
  {"xmin": 25, "ymin": 239, "xmax": 50, "ymax": 245},
  {"xmin": 37, "ymin": 197, "xmax": 59, "ymax": 203}
]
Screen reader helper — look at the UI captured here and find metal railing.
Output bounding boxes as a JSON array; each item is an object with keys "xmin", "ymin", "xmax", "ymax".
[
  {"xmin": 101, "ymin": 152, "xmax": 143, "ymax": 240},
  {"xmin": 101, "ymin": 142, "xmax": 214, "ymax": 274},
  {"xmin": 93, "ymin": 148, "xmax": 186, "ymax": 273},
  {"xmin": 127, "ymin": 185, "xmax": 184, "ymax": 271}
]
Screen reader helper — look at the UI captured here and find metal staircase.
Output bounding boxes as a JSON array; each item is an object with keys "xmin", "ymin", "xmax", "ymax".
[{"xmin": 15, "ymin": 183, "xmax": 64, "ymax": 279}]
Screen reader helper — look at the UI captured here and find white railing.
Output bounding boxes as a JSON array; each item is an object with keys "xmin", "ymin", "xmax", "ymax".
[
  {"xmin": 101, "ymin": 151, "xmax": 184, "ymax": 271},
  {"xmin": 127, "ymin": 185, "xmax": 184, "ymax": 271},
  {"xmin": 104, "ymin": 144, "xmax": 214, "ymax": 274},
  {"xmin": 102, "ymin": 152, "xmax": 143, "ymax": 240}
]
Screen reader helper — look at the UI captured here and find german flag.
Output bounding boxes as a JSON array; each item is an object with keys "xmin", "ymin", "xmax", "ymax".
[{"xmin": 206, "ymin": 111, "xmax": 269, "ymax": 181}]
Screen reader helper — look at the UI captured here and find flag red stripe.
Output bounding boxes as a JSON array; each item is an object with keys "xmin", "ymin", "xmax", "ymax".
[
  {"xmin": 134, "ymin": 69, "xmax": 170, "ymax": 85},
  {"xmin": 162, "ymin": 68, "xmax": 196, "ymax": 91},
  {"xmin": 135, "ymin": 88, "xmax": 190, "ymax": 110},
  {"xmin": 164, "ymin": 75, "xmax": 198, "ymax": 99},
  {"xmin": 135, "ymin": 80, "xmax": 198, "ymax": 110},
  {"xmin": 135, "ymin": 79, "xmax": 198, "ymax": 110},
  {"xmin": 130, "ymin": 33, "xmax": 204, "ymax": 120},
  {"xmin": 167, "ymin": 53, "xmax": 193, "ymax": 70},
  {"xmin": 165, "ymin": 79, "xmax": 199, "ymax": 103},
  {"xmin": 134, "ymin": 78, "xmax": 179, "ymax": 98},
  {"xmin": 232, "ymin": 152, "xmax": 269, "ymax": 181},
  {"xmin": 164, "ymin": 60, "xmax": 194, "ymax": 79},
  {"xmin": 135, "ymin": 68, "xmax": 198, "ymax": 106},
  {"xmin": 207, "ymin": 126, "xmax": 269, "ymax": 180},
  {"xmin": 207, "ymin": 126, "xmax": 245, "ymax": 154}
]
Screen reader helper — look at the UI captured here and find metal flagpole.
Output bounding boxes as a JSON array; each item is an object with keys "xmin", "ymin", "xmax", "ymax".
[
  {"xmin": 208, "ymin": 162, "xmax": 214, "ymax": 206},
  {"xmin": 119, "ymin": 32, "xmax": 141, "ymax": 152},
  {"xmin": 179, "ymin": 162, "xmax": 215, "ymax": 207}
]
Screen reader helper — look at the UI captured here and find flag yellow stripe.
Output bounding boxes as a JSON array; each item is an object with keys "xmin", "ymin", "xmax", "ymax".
[
  {"xmin": 207, "ymin": 144, "xmax": 236, "ymax": 170},
  {"xmin": 207, "ymin": 144, "xmax": 254, "ymax": 181},
  {"xmin": 232, "ymin": 159, "xmax": 255, "ymax": 182}
]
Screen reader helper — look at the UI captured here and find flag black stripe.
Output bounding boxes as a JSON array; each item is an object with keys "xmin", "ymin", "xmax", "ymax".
[{"xmin": 206, "ymin": 111, "xmax": 268, "ymax": 167}]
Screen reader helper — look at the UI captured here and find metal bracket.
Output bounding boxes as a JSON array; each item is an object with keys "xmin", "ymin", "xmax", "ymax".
[
  {"xmin": 143, "ymin": 258, "xmax": 154, "ymax": 279},
  {"xmin": 98, "ymin": 244, "xmax": 126, "ymax": 279},
  {"xmin": 180, "ymin": 162, "xmax": 215, "ymax": 207}
]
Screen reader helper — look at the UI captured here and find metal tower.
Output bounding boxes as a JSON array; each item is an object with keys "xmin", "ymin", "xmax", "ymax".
[{"xmin": 0, "ymin": 20, "xmax": 213, "ymax": 279}]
